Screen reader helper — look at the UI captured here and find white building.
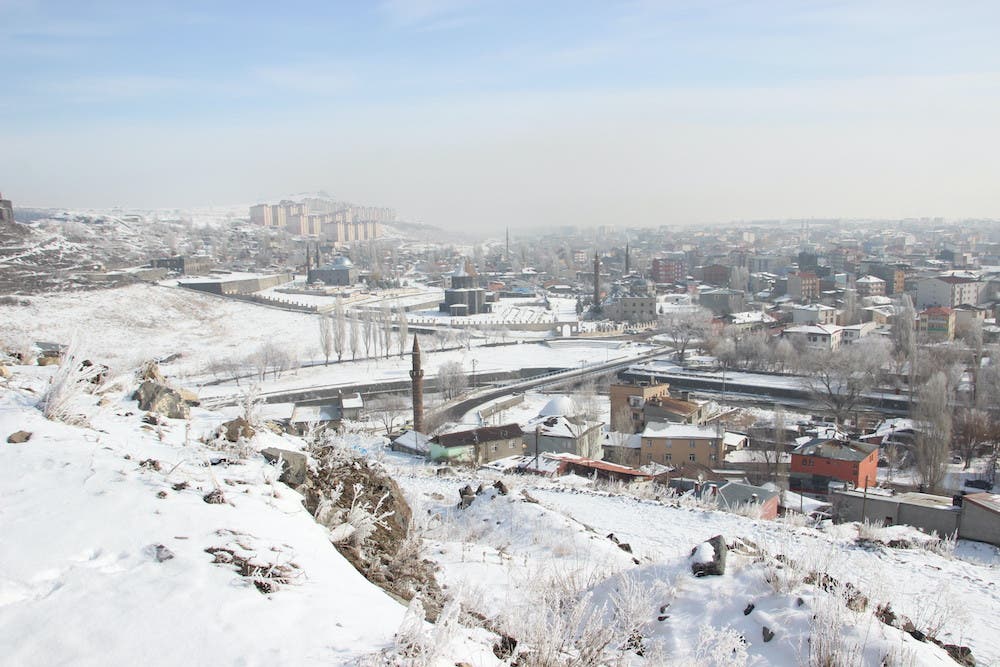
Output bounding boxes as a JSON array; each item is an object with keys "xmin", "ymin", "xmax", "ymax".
[
  {"xmin": 782, "ymin": 324, "xmax": 844, "ymax": 351},
  {"xmin": 916, "ymin": 275, "xmax": 984, "ymax": 309}
]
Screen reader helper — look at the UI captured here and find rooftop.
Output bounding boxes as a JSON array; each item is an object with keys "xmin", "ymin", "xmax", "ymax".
[{"xmin": 793, "ymin": 438, "xmax": 878, "ymax": 462}]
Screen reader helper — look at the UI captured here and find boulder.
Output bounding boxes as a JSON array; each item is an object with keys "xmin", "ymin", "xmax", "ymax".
[
  {"xmin": 138, "ymin": 361, "xmax": 165, "ymax": 384},
  {"xmin": 690, "ymin": 535, "xmax": 727, "ymax": 577},
  {"xmin": 261, "ymin": 448, "xmax": 309, "ymax": 486},
  {"xmin": 221, "ymin": 417, "xmax": 255, "ymax": 443},
  {"xmin": 7, "ymin": 430, "xmax": 32, "ymax": 444},
  {"xmin": 177, "ymin": 388, "xmax": 200, "ymax": 406},
  {"xmin": 0, "ymin": 364, "xmax": 11, "ymax": 379},
  {"xmin": 762, "ymin": 627, "xmax": 774, "ymax": 642},
  {"xmin": 37, "ymin": 355, "xmax": 60, "ymax": 366},
  {"xmin": 132, "ymin": 381, "xmax": 190, "ymax": 420}
]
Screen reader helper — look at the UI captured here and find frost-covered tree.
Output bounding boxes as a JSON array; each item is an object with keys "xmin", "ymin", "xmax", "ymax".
[
  {"xmin": 802, "ymin": 337, "xmax": 890, "ymax": 425},
  {"xmin": 437, "ymin": 360, "xmax": 467, "ymax": 400},
  {"xmin": 658, "ymin": 307, "xmax": 713, "ymax": 362},
  {"xmin": 349, "ymin": 316, "xmax": 360, "ymax": 361},
  {"xmin": 914, "ymin": 371, "xmax": 953, "ymax": 492},
  {"xmin": 333, "ymin": 297, "xmax": 346, "ymax": 362},
  {"xmin": 318, "ymin": 315, "xmax": 333, "ymax": 366}
]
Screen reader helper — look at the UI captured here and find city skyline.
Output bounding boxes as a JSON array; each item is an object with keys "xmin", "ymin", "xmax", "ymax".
[{"xmin": 2, "ymin": 1, "xmax": 1000, "ymax": 230}]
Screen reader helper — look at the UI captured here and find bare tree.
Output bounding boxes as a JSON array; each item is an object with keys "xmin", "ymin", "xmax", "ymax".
[
  {"xmin": 802, "ymin": 337, "xmax": 890, "ymax": 426},
  {"xmin": 333, "ymin": 297, "xmax": 346, "ymax": 362},
  {"xmin": 381, "ymin": 302, "xmax": 393, "ymax": 359},
  {"xmin": 913, "ymin": 371, "xmax": 953, "ymax": 492},
  {"xmin": 658, "ymin": 307, "xmax": 713, "ymax": 362},
  {"xmin": 349, "ymin": 316, "xmax": 360, "ymax": 361},
  {"xmin": 318, "ymin": 315, "xmax": 333, "ymax": 366},
  {"xmin": 437, "ymin": 360, "xmax": 468, "ymax": 400},
  {"xmin": 368, "ymin": 393, "xmax": 409, "ymax": 436},
  {"xmin": 954, "ymin": 408, "xmax": 992, "ymax": 470},
  {"xmin": 396, "ymin": 305, "xmax": 408, "ymax": 357},
  {"xmin": 763, "ymin": 404, "xmax": 788, "ymax": 484},
  {"xmin": 363, "ymin": 310, "xmax": 374, "ymax": 359},
  {"xmin": 572, "ymin": 381, "xmax": 602, "ymax": 423},
  {"xmin": 891, "ymin": 294, "xmax": 917, "ymax": 382}
]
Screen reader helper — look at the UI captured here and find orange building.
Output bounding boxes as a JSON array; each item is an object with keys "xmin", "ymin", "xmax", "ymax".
[{"xmin": 790, "ymin": 438, "xmax": 879, "ymax": 496}]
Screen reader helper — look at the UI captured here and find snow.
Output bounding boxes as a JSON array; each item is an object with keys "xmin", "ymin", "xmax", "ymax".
[{"xmin": 0, "ymin": 367, "xmax": 411, "ymax": 665}]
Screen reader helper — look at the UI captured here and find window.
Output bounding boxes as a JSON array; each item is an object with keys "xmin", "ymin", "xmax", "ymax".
[
  {"xmin": 665, "ymin": 454, "xmax": 671, "ymax": 462},
  {"xmin": 644, "ymin": 439, "xmax": 652, "ymax": 448},
  {"xmin": 689, "ymin": 440, "xmax": 696, "ymax": 448},
  {"xmin": 689, "ymin": 453, "xmax": 696, "ymax": 462}
]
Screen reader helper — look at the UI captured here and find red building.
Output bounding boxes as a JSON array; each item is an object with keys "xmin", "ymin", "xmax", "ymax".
[
  {"xmin": 652, "ymin": 257, "xmax": 685, "ymax": 284},
  {"xmin": 789, "ymin": 438, "xmax": 879, "ymax": 496}
]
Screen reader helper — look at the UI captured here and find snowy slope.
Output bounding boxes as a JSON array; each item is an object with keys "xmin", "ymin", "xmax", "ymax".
[{"xmin": 0, "ymin": 366, "xmax": 409, "ymax": 666}]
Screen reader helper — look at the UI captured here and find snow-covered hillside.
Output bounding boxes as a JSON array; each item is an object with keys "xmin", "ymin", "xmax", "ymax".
[{"xmin": 2, "ymin": 348, "xmax": 998, "ymax": 666}]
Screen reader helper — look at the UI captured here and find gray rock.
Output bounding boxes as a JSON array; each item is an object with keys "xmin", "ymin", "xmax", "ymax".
[
  {"xmin": 148, "ymin": 544, "xmax": 175, "ymax": 562},
  {"xmin": 690, "ymin": 534, "xmax": 727, "ymax": 577},
  {"xmin": 220, "ymin": 417, "xmax": 255, "ymax": 443},
  {"xmin": 261, "ymin": 447, "xmax": 309, "ymax": 486},
  {"xmin": 7, "ymin": 430, "xmax": 32, "ymax": 444},
  {"xmin": 763, "ymin": 627, "xmax": 774, "ymax": 642},
  {"xmin": 132, "ymin": 381, "xmax": 190, "ymax": 420}
]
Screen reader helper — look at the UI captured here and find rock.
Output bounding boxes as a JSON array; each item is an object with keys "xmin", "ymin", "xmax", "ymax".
[
  {"xmin": 147, "ymin": 544, "xmax": 175, "ymax": 562},
  {"xmin": 908, "ymin": 628, "xmax": 926, "ymax": 642},
  {"xmin": 943, "ymin": 644, "xmax": 976, "ymax": 667},
  {"xmin": 458, "ymin": 484, "xmax": 476, "ymax": 509},
  {"xmin": 493, "ymin": 634, "xmax": 517, "ymax": 660},
  {"xmin": 617, "ymin": 542, "xmax": 633, "ymax": 554},
  {"xmin": 37, "ymin": 355, "xmax": 60, "ymax": 366},
  {"xmin": 762, "ymin": 627, "xmax": 774, "ymax": 643},
  {"xmin": 607, "ymin": 533, "xmax": 620, "ymax": 544},
  {"xmin": 875, "ymin": 603, "xmax": 896, "ymax": 626},
  {"xmin": 138, "ymin": 361, "xmax": 165, "ymax": 384},
  {"xmin": 493, "ymin": 480, "xmax": 508, "ymax": 495},
  {"xmin": 142, "ymin": 413, "xmax": 161, "ymax": 425},
  {"xmin": 261, "ymin": 448, "xmax": 309, "ymax": 486},
  {"xmin": 177, "ymin": 388, "xmax": 200, "ymax": 406},
  {"xmin": 139, "ymin": 458, "xmax": 162, "ymax": 471},
  {"xmin": 744, "ymin": 603, "xmax": 755, "ymax": 616},
  {"xmin": 203, "ymin": 489, "xmax": 226, "ymax": 504},
  {"xmin": 132, "ymin": 381, "xmax": 190, "ymax": 420},
  {"xmin": 796, "ymin": 597, "xmax": 805, "ymax": 607},
  {"xmin": 690, "ymin": 535, "xmax": 727, "ymax": 577},
  {"xmin": 0, "ymin": 364, "xmax": 11, "ymax": 379},
  {"xmin": 6, "ymin": 430, "xmax": 32, "ymax": 444},
  {"xmin": 221, "ymin": 417, "xmax": 255, "ymax": 443}
]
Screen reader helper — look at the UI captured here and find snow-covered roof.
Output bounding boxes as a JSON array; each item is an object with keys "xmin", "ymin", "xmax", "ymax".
[
  {"xmin": 856, "ymin": 275, "xmax": 885, "ymax": 284},
  {"xmin": 641, "ymin": 422, "xmax": 721, "ymax": 440},
  {"xmin": 725, "ymin": 311, "xmax": 776, "ymax": 325},
  {"xmin": 392, "ymin": 430, "xmax": 430, "ymax": 452},
  {"xmin": 290, "ymin": 404, "xmax": 340, "ymax": 423},
  {"xmin": 783, "ymin": 324, "xmax": 843, "ymax": 336},
  {"xmin": 873, "ymin": 418, "xmax": 916, "ymax": 436},
  {"xmin": 723, "ymin": 432, "xmax": 749, "ymax": 448},
  {"xmin": 526, "ymin": 415, "xmax": 602, "ymax": 439}
]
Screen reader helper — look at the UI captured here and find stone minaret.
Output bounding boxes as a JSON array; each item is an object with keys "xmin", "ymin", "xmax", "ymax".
[
  {"xmin": 409, "ymin": 335, "xmax": 425, "ymax": 432},
  {"xmin": 625, "ymin": 241, "xmax": 630, "ymax": 275},
  {"xmin": 593, "ymin": 251, "xmax": 601, "ymax": 309}
]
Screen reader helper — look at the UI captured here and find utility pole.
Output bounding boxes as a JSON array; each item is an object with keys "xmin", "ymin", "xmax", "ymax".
[{"xmin": 861, "ymin": 475, "xmax": 870, "ymax": 523}]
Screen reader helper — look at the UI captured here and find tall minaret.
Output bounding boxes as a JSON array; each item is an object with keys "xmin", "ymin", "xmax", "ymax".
[
  {"xmin": 409, "ymin": 335, "xmax": 425, "ymax": 433},
  {"xmin": 625, "ymin": 241, "xmax": 630, "ymax": 275},
  {"xmin": 305, "ymin": 246, "xmax": 311, "ymax": 274},
  {"xmin": 593, "ymin": 251, "xmax": 601, "ymax": 309}
]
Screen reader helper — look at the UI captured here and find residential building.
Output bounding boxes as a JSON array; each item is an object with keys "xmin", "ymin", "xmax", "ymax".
[
  {"xmin": 699, "ymin": 288, "xmax": 745, "ymax": 316},
  {"xmin": 637, "ymin": 422, "xmax": 724, "ymax": 468},
  {"xmin": 651, "ymin": 256, "xmax": 686, "ymax": 284},
  {"xmin": 787, "ymin": 271, "xmax": 820, "ymax": 302},
  {"xmin": 721, "ymin": 311, "xmax": 776, "ymax": 333},
  {"xmin": 642, "ymin": 394, "xmax": 707, "ymax": 425},
  {"xmin": 791, "ymin": 303, "xmax": 837, "ymax": 325},
  {"xmin": 701, "ymin": 263, "xmax": 731, "ymax": 287},
  {"xmin": 523, "ymin": 414, "xmax": 605, "ymax": 459},
  {"xmin": 781, "ymin": 324, "xmax": 844, "ymax": 351},
  {"xmin": 916, "ymin": 275, "xmax": 984, "ymax": 309},
  {"xmin": 916, "ymin": 307, "xmax": 955, "ymax": 341},
  {"xmin": 609, "ymin": 381, "xmax": 671, "ymax": 433},
  {"xmin": 605, "ymin": 296, "xmax": 657, "ymax": 323},
  {"xmin": 840, "ymin": 321, "xmax": 877, "ymax": 345},
  {"xmin": 429, "ymin": 424, "xmax": 525, "ymax": 464},
  {"xmin": 288, "ymin": 393, "xmax": 363, "ymax": 434},
  {"xmin": 789, "ymin": 438, "xmax": 878, "ymax": 496},
  {"xmin": 854, "ymin": 275, "xmax": 886, "ymax": 298}
]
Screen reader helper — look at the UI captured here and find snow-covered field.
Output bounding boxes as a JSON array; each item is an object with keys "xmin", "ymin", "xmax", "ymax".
[
  {"xmin": 0, "ymin": 284, "xmax": 648, "ymax": 404},
  {"xmin": 389, "ymin": 456, "xmax": 1000, "ymax": 666}
]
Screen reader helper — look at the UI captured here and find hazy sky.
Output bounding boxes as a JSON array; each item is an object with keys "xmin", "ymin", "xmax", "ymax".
[{"xmin": 2, "ymin": 0, "xmax": 1000, "ymax": 230}]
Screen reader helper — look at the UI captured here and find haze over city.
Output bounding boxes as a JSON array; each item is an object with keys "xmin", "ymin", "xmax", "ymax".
[{"xmin": 3, "ymin": 0, "xmax": 1000, "ymax": 230}]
